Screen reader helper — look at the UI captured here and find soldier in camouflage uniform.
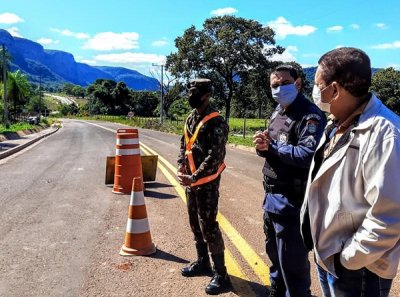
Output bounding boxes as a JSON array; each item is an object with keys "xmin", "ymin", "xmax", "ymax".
[{"xmin": 177, "ymin": 78, "xmax": 230, "ymax": 295}]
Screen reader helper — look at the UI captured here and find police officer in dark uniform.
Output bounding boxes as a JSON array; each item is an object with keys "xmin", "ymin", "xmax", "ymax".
[
  {"xmin": 177, "ymin": 78, "xmax": 230, "ymax": 295},
  {"xmin": 253, "ymin": 65, "xmax": 326, "ymax": 297}
]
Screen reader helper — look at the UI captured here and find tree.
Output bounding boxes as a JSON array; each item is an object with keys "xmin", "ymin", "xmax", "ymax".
[
  {"xmin": 371, "ymin": 67, "xmax": 400, "ymax": 115},
  {"xmin": 166, "ymin": 15, "xmax": 284, "ymax": 122},
  {"xmin": 26, "ymin": 95, "xmax": 46, "ymax": 113},
  {"xmin": 7, "ymin": 70, "xmax": 31, "ymax": 115},
  {"xmin": 86, "ymin": 79, "xmax": 117, "ymax": 114},
  {"xmin": 149, "ymin": 69, "xmax": 180, "ymax": 118},
  {"xmin": 130, "ymin": 91, "xmax": 159, "ymax": 116},
  {"xmin": 71, "ymin": 85, "xmax": 86, "ymax": 98},
  {"xmin": 0, "ymin": 46, "xmax": 12, "ymax": 81}
]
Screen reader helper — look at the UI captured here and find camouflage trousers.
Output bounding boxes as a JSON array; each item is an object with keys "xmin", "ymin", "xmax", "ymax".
[{"xmin": 186, "ymin": 180, "xmax": 225, "ymax": 255}]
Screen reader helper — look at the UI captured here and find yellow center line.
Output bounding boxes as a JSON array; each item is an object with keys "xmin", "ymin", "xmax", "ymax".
[
  {"xmin": 140, "ymin": 141, "xmax": 270, "ymax": 286},
  {"xmin": 83, "ymin": 121, "xmax": 270, "ymax": 288},
  {"xmin": 140, "ymin": 145, "xmax": 255, "ymax": 296}
]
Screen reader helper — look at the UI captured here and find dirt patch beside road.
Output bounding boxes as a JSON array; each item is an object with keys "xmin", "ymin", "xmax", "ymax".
[{"xmin": 79, "ymin": 174, "xmax": 237, "ymax": 297}]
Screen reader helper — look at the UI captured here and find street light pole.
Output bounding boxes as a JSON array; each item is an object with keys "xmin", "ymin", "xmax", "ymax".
[
  {"xmin": 39, "ymin": 71, "xmax": 42, "ymax": 117},
  {"xmin": 152, "ymin": 63, "xmax": 164, "ymax": 125},
  {"xmin": 2, "ymin": 44, "xmax": 9, "ymax": 128}
]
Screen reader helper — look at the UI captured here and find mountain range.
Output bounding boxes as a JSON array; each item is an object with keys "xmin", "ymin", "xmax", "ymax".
[
  {"xmin": 0, "ymin": 29, "xmax": 159, "ymax": 91},
  {"xmin": 0, "ymin": 29, "xmax": 381, "ymax": 92}
]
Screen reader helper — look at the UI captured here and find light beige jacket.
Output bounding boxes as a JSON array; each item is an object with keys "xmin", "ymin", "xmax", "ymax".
[{"xmin": 301, "ymin": 94, "xmax": 400, "ymax": 279}]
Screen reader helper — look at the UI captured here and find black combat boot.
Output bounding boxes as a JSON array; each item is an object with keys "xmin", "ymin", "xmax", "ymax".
[
  {"xmin": 181, "ymin": 243, "xmax": 212, "ymax": 277},
  {"xmin": 267, "ymin": 281, "xmax": 286, "ymax": 297},
  {"xmin": 205, "ymin": 253, "xmax": 231, "ymax": 295}
]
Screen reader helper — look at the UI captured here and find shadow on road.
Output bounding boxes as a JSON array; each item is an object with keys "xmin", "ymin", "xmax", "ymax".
[
  {"xmin": 144, "ymin": 190, "xmax": 177, "ymax": 199},
  {"xmin": 0, "ymin": 143, "xmax": 19, "ymax": 149},
  {"xmin": 150, "ymin": 248, "xmax": 190, "ymax": 264},
  {"xmin": 144, "ymin": 181, "xmax": 174, "ymax": 189}
]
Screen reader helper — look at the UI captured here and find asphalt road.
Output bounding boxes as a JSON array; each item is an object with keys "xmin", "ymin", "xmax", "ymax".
[{"xmin": 0, "ymin": 119, "xmax": 398, "ymax": 297}]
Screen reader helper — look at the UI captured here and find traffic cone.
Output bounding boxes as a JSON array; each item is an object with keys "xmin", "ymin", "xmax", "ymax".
[
  {"xmin": 120, "ymin": 176, "xmax": 156, "ymax": 256},
  {"xmin": 113, "ymin": 128, "xmax": 143, "ymax": 194}
]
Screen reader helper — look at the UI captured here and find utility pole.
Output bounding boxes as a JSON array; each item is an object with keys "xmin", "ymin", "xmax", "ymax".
[
  {"xmin": 88, "ymin": 95, "xmax": 92, "ymax": 117},
  {"xmin": 152, "ymin": 63, "xmax": 164, "ymax": 125},
  {"xmin": 2, "ymin": 44, "xmax": 9, "ymax": 128},
  {"xmin": 39, "ymin": 71, "xmax": 42, "ymax": 118}
]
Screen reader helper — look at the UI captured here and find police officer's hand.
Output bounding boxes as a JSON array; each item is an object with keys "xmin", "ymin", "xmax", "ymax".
[
  {"xmin": 177, "ymin": 172, "xmax": 193, "ymax": 186},
  {"xmin": 253, "ymin": 130, "xmax": 270, "ymax": 151}
]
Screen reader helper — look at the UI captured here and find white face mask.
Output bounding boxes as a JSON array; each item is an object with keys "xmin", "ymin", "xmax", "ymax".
[
  {"xmin": 312, "ymin": 84, "xmax": 333, "ymax": 113},
  {"xmin": 271, "ymin": 83, "xmax": 298, "ymax": 107}
]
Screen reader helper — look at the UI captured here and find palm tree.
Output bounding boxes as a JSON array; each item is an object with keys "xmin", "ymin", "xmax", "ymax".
[
  {"xmin": 0, "ymin": 46, "xmax": 12, "ymax": 81},
  {"xmin": 7, "ymin": 70, "xmax": 31, "ymax": 116}
]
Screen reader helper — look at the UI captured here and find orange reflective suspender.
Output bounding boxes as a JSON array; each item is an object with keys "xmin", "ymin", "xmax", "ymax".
[{"xmin": 184, "ymin": 112, "xmax": 226, "ymax": 187}]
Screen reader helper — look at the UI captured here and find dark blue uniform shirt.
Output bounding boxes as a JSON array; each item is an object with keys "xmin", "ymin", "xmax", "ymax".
[{"xmin": 257, "ymin": 93, "xmax": 326, "ymax": 215}]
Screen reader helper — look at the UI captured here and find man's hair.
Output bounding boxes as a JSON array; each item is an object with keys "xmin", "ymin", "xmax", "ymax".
[
  {"xmin": 318, "ymin": 47, "xmax": 371, "ymax": 97},
  {"xmin": 271, "ymin": 64, "xmax": 299, "ymax": 80}
]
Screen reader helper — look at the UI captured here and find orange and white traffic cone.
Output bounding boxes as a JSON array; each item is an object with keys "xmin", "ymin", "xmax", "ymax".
[
  {"xmin": 120, "ymin": 176, "xmax": 156, "ymax": 256},
  {"xmin": 113, "ymin": 128, "xmax": 143, "ymax": 194}
]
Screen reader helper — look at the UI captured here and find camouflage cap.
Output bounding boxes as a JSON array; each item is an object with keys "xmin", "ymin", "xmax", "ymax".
[{"xmin": 186, "ymin": 78, "xmax": 213, "ymax": 95}]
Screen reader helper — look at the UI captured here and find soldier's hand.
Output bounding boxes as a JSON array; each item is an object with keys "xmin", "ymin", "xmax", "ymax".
[
  {"xmin": 177, "ymin": 166, "xmax": 186, "ymax": 175},
  {"xmin": 178, "ymin": 173, "xmax": 193, "ymax": 186}
]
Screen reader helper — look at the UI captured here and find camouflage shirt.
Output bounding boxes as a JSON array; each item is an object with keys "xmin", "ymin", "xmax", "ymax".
[{"xmin": 178, "ymin": 105, "xmax": 229, "ymax": 182}]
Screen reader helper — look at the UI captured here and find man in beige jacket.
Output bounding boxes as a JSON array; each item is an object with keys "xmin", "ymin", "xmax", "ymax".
[{"xmin": 301, "ymin": 47, "xmax": 400, "ymax": 296}]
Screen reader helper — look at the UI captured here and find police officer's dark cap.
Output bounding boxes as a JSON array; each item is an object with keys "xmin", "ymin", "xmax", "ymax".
[{"xmin": 186, "ymin": 78, "xmax": 213, "ymax": 95}]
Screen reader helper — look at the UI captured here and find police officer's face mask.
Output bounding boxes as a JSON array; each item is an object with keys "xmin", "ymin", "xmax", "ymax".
[
  {"xmin": 271, "ymin": 83, "xmax": 298, "ymax": 107},
  {"xmin": 312, "ymin": 84, "xmax": 334, "ymax": 113},
  {"xmin": 188, "ymin": 88, "xmax": 204, "ymax": 108}
]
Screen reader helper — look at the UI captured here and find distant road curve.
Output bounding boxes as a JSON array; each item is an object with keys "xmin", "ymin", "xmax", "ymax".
[{"xmin": 44, "ymin": 93, "xmax": 77, "ymax": 105}]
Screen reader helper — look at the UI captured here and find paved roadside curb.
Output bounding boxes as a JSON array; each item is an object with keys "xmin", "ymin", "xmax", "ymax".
[{"xmin": 0, "ymin": 126, "xmax": 61, "ymax": 160}]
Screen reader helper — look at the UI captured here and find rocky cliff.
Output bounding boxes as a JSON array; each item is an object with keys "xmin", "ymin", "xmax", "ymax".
[{"xmin": 0, "ymin": 29, "xmax": 158, "ymax": 90}]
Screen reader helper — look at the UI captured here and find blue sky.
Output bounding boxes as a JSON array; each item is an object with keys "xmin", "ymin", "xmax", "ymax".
[{"xmin": 1, "ymin": 0, "xmax": 399, "ymax": 76}]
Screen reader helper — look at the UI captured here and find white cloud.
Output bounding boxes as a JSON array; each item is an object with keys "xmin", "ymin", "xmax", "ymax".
[
  {"xmin": 6, "ymin": 27, "xmax": 22, "ymax": 37},
  {"xmin": 350, "ymin": 24, "xmax": 360, "ymax": 29},
  {"xmin": 387, "ymin": 64, "xmax": 400, "ymax": 70},
  {"xmin": 0, "ymin": 13, "xmax": 24, "ymax": 24},
  {"xmin": 269, "ymin": 45, "xmax": 298, "ymax": 62},
  {"xmin": 80, "ymin": 59, "xmax": 97, "ymax": 65},
  {"xmin": 152, "ymin": 40, "xmax": 168, "ymax": 47},
  {"xmin": 335, "ymin": 44, "xmax": 345, "ymax": 49},
  {"xmin": 94, "ymin": 52, "xmax": 165, "ymax": 64},
  {"xmin": 301, "ymin": 53, "xmax": 320, "ymax": 58},
  {"xmin": 375, "ymin": 23, "xmax": 387, "ymax": 29},
  {"xmin": 327, "ymin": 25, "xmax": 343, "ymax": 33},
  {"xmin": 372, "ymin": 40, "xmax": 400, "ymax": 49},
  {"xmin": 75, "ymin": 32, "xmax": 90, "ymax": 39},
  {"xmin": 83, "ymin": 32, "xmax": 139, "ymax": 51},
  {"xmin": 51, "ymin": 28, "xmax": 90, "ymax": 39},
  {"xmin": 267, "ymin": 17, "xmax": 316, "ymax": 39},
  {"xmin": 301, "ymin": 63, "xmax": 317, "ymax": 68},
  {"xmin": 210, "ymin": 7, "xmax": 238, "ymax": 16},
  {"xmin": 37, "ymin": 38, "xmax": 59, "ymax": 45}
]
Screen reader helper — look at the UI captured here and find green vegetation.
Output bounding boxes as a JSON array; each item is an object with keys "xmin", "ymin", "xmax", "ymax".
[
  {"xmin": 228, "ymin": 135, "xmax": 255, "ymax": 147},
  {"xmin": 1, "ymin": 16, "xmax": 399, "ymax": 146},
  {"xmin": 67, "ymin": 114, "xmax": 264, "ymax": 147},
  {"xmin": 229, "ymin": 118, "xmax": 267, "ymax": 133},
  {"xmin": 0, "ymin": 122, "xmax": 37, "ymax": 133},
  {"xmin": 371, "ymin": 67, "xmax": 400, "ymax": 115},
  {"xmin": 166, "ymin": 15, "xmax": 284, "ymax": 122}
]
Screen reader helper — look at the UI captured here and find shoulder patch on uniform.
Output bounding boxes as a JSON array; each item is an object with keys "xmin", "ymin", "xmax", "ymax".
[
  {"xmin": 214, "ymin": 127, "xmax": 224, "ymax": 135},
  {"xmin": 305, "ymin": 113, "xmax": 322, "ymax": 121},
  {"xmin": 306, "ymin": 120, "xmax": 319, "ymax": 134},
  {"xmin": 278, "ymin": 132, "xmax": 289, "ymax": 144}
]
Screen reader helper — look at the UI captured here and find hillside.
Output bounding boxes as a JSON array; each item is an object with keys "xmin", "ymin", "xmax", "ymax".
[
  {"xmin": 303, "ymin": 66, "xmax": 381, "ymax": 84},
  {"xmin": 0, "ymin": 29, "xmax": 158, "ymax": 91}
]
